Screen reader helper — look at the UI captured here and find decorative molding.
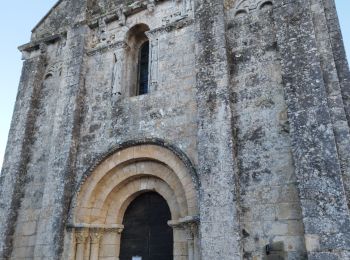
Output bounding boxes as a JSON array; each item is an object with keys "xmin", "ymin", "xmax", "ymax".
[
  {"xmin": 233, "ymin": 0, "xmax": 274, "ymax": 15},
  {"xmin": 87, "ymin": 41, "xmax": 129, "ymax": 57}
]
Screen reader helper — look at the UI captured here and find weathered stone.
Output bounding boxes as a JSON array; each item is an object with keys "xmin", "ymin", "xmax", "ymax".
[{"xmin": 0, "ymin": 0, "xmax": 349, "ymax": 259}]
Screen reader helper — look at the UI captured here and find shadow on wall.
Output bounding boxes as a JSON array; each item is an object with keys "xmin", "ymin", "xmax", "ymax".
[{"xmin": 263, "ymin": 242, "xmax": 285, "ymax": 260}]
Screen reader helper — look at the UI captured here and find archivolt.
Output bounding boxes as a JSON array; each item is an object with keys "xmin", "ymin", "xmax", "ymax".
[
  {"xmin": 71, "ymin": 143, "xmax": 199, "ymax": 226},
  {"xmin": 65, "ymin": 143, "xmax": 200, "ymax": 260}
]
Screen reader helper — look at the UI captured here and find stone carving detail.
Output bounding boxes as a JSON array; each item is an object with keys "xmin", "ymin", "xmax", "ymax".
[
  {"xmin": 55, "ymin": 38, "xmax": 67, "ymax": 57},
  {"xmin": 147, "ymin": 0, "xmax": 156, "ymax": 12},
  {"xmin": 117, "ymin": 7, "xmax": 126, "ymax": 26},
  {"xmin": 145, "ymin": 32, "xmax": 160, "ymax": 91},
  {"xmin": 44, "ymin": 62, "xmax": 63, "ymax": 79},
  {"xmin": 234, "ymin": 0, "xmax": 274, "ymax": 14},
  {"xmin": 111, "ymin": 46, "xmax": 126, "ymax": 98},
  {"xmin": 162, "ymin": 0, "xmax": 193, "ymax": 25},
  {"xmin": 98, "ymin": 19, "xmax": 107, "ymax": 42},
  {"xmin": 90, "ymin": 230, "xmax": 103, "ymax": 244},
  {"xmin": 90, "ymin": 21, "xmax": 119, "ymax": 50},
  {"xmin": 75, "ymin": 230, "xmax": 89, "ymax": 244}
]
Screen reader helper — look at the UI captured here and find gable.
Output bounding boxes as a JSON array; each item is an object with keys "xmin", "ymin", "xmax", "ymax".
[{"xmin": 31, "ymin": 0, "xmax": 85, "ymax": 40}]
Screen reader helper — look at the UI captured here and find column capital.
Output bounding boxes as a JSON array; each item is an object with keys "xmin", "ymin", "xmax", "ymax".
[
  {"xmin": 75, "ymin": 229, "xmax": 89, "ymax": 244},
  {"xmin": 90, "ymin": 229, "xmax": 103, "ymax": 244},
  {"xmin": 168, "ymin": 216, "xmax": 199, "ymax": 228}
]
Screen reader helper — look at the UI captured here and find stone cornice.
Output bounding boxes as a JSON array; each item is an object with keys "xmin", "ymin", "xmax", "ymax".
[{"xmin": 18, "ymin": 32, "xmax": 66, "ymax": 52}]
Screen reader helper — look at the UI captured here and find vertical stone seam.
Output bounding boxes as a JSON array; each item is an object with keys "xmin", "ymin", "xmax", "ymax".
[{"xmin": 223, "ymin": 3, "xmax": 244, "ymax": 258}]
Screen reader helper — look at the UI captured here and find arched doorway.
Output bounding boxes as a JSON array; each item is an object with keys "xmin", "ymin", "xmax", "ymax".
[
  {"xmin": 67, "ymin": 143, "xmax": 200, "ymax": 260},
  {"xmin": 120, "ymin": 192, "xmax": 173, "ymax": 260}
]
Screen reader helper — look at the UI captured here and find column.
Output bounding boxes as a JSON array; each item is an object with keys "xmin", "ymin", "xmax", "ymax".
[
  {"xmin": 146, "ymin": 30, "xmax": 160, "ymax": 92},
  {"xmin": 186, "ymin": 227, "xmax": 194, "ymax": 260},
  {"xmin": 169, "ymin": 218, "xmax": 199, "ymax": 260},
  {"xmin": 185, "ymin": 222, "xmax": 199, "ymax": 260},
  {"xmin": 90, "ymin": 229, "xmax": 103, "ymax": 260},
  {"xmin": 171, "ymin": 225, "xmax": 188, "ymax": 260},
  {"xmin": 115, "ymin": 227, "xmax": 124, "ymax": 260},
  {"xmin": 190, "ymin": 223, "xmax": 199, "ymax": 260},
  {"xmin": 75, "ymin": 229, "xmax": 89, "ymax": 260}
]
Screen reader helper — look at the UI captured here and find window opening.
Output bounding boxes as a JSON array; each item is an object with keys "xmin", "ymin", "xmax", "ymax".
[{"xmin": 138, "ymin": 41, "xmax": 149, "ymax": 95}]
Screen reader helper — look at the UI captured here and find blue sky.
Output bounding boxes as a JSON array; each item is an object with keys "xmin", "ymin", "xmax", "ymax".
[{"xmin": 0, "ymin": 1, "xmax": 350, "ymax": 168}]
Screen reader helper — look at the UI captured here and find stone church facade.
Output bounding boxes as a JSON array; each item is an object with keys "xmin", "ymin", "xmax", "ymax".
[{"xmin": 1, "ymin": 0, "xmax": 350, "ymax": 259}]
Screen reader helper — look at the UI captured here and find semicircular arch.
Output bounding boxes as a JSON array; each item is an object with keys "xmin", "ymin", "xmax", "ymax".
[{"xmin": 70, "ymin": 142, "xmax": 199, "ymax": 227}]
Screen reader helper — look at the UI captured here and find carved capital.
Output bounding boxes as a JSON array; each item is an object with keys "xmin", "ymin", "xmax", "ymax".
[
  {"xmin": 90, "ymin": 230, "xmax": 103, "ymax": 244},
  {"xmin": 75, "ymin": 229, "xmax": 89, "ymax": 244},
  {"xmin": 168, "ymin": 216, "xmax": 199, "ymax": 230}
]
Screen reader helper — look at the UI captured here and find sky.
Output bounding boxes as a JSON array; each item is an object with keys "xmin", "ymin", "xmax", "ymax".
[{"xmin": 0, "ymin": 1, "xmax": 350, "ymax": 169}]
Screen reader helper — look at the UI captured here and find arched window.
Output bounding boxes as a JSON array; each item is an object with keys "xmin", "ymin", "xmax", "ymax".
[
  {"xmin": 124, "ymin": 23, "xmax": 150, "ymax": 97},
  {"xmin": 138, "ymin": 41, "xmax": 149, "ymax": 95}
]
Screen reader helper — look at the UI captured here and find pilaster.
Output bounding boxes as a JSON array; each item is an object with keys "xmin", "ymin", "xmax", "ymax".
[
  {"xmin": 32, "ymin": 23, "xmax": 89, "ymax": 259},
  {"xmin": 273, "ymin": 0, "xmax": 350, "ymax": 258},
  {"xmin": 194, "ymin": 0, "xmax": 242, "ymax": 259},
  {"xmin": 0, "ymin": 48, "xmax": 47, "ymax": 258},
  {"xmin": 322, "ymin": 0, "xmax": 350, "ymax": 128},
  {"xmin": 310, "ymin": 0, "xmax": 350, "ymax": 213}
]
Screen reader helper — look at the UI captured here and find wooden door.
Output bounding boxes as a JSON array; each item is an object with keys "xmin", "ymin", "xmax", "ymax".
[{"xmin": 120, "ymin": 192, "xmax": 173, "ymax": 260}]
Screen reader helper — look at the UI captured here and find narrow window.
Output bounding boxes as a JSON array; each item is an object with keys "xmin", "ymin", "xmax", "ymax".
[{"xmin": 138, "ymin": 41, "xmax": 149, "ymax": 95}]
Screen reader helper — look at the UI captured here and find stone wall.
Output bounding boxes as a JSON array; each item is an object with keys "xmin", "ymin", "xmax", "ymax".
[
  {"xmin": 225, "ymin": 2, "xmax": 306, "ymax": 258},
  {"xmin": 1, "ymin": 0, "xmax": 350, "ymax": 259}
]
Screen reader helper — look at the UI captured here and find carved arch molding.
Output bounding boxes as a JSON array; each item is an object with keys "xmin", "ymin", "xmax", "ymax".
[{"xmin": 66, "ymin": 144, "xmax": 200, "ymax": 260}]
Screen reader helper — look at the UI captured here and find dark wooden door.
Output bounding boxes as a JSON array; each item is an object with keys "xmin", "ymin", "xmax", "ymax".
[{"xmin": 120, "ymin": 192, "xmax": 173, "ymax": 260}]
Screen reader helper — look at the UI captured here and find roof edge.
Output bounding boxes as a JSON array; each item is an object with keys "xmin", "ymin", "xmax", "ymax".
[{"xmin": 31, "ymin": 0, "xmax": 64, "ymax": 33}]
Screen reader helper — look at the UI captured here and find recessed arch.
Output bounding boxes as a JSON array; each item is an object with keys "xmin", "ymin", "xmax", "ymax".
[
  {"xmin": 125, "ymin": 23, "xmax": 150, "ymax": 49},
  {"xmin": 67, "ymin": 142, "xmax": 200, "ymax": 260},
  {"xmin": 259, "ymin": 1, "xmax": 273, "ymax": 10},
  {"xmin": 235, "ymin": 9, "xmax": 248, "ymax": 18},
  {"xmin": 124, "ymin": 23, "xmax": 151, "ymax": 96}
]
